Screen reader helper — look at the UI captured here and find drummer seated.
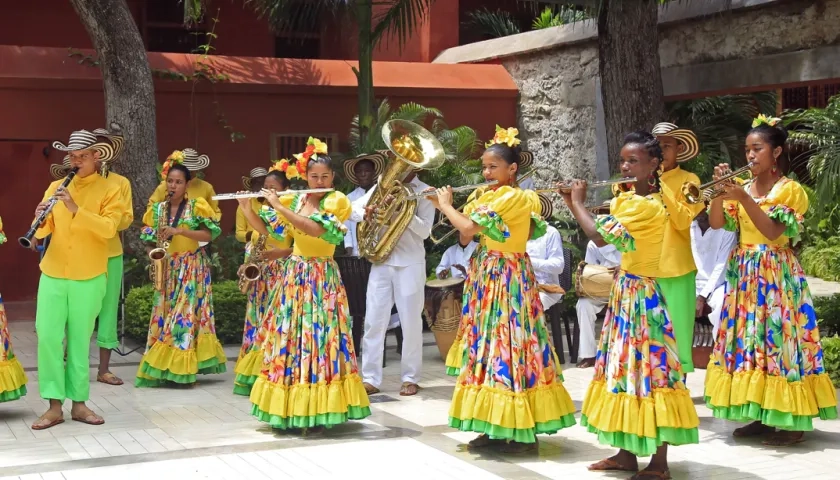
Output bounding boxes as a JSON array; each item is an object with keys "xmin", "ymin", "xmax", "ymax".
[
  {"xmin": 526, "ymin": 224, "xmax": 565, "ymax": 311},
  {"xmin": 435, "ymin": 236, "xmax": 478, "ymax": 280},
  {"xmin": 576, "ymin": 241, "xmax": 622, "ymax": 368}
]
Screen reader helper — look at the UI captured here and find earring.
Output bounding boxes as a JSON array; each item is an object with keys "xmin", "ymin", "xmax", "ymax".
[{"xmin": 648, "ymin": 172, "xmax": 657, "ymax": 190}]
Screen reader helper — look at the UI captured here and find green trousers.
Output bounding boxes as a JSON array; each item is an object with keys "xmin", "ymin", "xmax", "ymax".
[
  {"xmin": 97, "ymin": 255, "xmax": 122, "ymax": 350},
  {"xmin": 36, "ymin": 273, "xmax": 106, "ymax": 402},
  {"xmin": 657, "ymin": 271, "xmax": 697, "ymax": 373}
]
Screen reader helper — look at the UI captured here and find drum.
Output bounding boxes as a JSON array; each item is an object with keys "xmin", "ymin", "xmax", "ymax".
[
  {"xmin": 575, "ymin": 261, "xmax": 616, "ymax": 299},
  {"xmin": 336, "ymin": 256, "xmax": 373, "ymax": 352},
  {"xmin": 423, "ymin": 277, "xmax": 465, "ymax": 360}
]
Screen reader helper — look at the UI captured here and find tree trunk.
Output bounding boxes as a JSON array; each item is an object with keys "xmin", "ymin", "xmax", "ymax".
[
  {"xmin": 69, "ymin": 0, "xmax": 158, "ymax": 256},
  {"xmin": 355, "ymin": 0, "xmax": 375, "ymax": 146},
  {"xmin": 598, "ymin": 0, "xmax": 665, "ymax": 174}
]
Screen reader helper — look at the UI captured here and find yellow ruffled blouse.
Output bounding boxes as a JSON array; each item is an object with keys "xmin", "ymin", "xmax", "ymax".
[
  {"xmin": 141, "ymin": 197, "xmax": 221, "ymax": 254},
  {"xmin": 259, "ymin": 191, "xmax": 351, "ymax": 258},
  {"xmin": 237, "ymin": 198, "xmax": 291, "ymax": 251},
  {"xmin": 463, "ymin": 186, "xmax": 545, "ymax": 254},
  {"xmin": 595, "ymin": 192, "xmax": 668, "ymax": 278},
  {"xmin": 148, "ymin": 178, "xmax": 221, "ymax": 219},
  {"xmin": 721, "ymin": 177, "xmax": 808, "ymax": 246}
]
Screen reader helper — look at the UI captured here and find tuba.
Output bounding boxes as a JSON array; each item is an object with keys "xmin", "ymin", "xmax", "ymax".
[
  {"xmin": 238, "ymin": 233, "xmax": 267, "ymax": 294},
  {"xmin": 148, "ymin": 193, "xmax": 172, "ymax": 293},
  {"xmin": 356, "ymin": 120, "xmax": 446, "ymax": 263}
]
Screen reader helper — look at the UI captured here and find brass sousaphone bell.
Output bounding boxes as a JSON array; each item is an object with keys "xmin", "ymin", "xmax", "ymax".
[{"xmin": 356, "ymin": 120, "xmax": 446, "ymax": 263}]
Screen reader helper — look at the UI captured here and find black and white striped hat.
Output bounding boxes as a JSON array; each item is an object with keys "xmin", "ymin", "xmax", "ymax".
[
  {"xmin": 180, "ymin": 148, "xmax": 210, "ymax": 171},
  {"xmin": 52, "ymin": 129, "xmax": 122, "ymax": 163},
  {"xmin": 49, "ymin": 155, "xmax": 73, "ymax": 180},
  {"xmin": 242, "ymin": 167, "xmax": 269, "ymax": 189}
]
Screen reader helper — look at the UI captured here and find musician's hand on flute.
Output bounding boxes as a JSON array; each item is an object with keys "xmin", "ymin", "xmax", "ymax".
[
  {"xmin": 260, "ymin": 188, "xmax": 281, "ymax": 210},
  {"xmin": 432, "ymin": 186, "xmax": 453, "ymax": 209},
  {"xmin": 54, "ymin": 188, "xmax": 78, "ymax": 214},
  {"xmin": 555, "ymin": 182, "xmax": 574, "ymax": 206},
  {"xmin": 570, "ymin": 180, "xmax": 588, "ymax": 205},
  {"xmin": 235, "ymin": 191, "xmax": 251, "ymax": 209}
]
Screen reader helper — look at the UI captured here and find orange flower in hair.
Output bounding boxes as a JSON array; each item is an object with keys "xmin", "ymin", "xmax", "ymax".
[{"xmin": 161, "ymin": 150, "xmax": 185, "ymax": 180}]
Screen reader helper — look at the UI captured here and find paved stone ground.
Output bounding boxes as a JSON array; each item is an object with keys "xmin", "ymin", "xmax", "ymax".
[{"xmin": 0, "ymin": 321, "xmax": 838, "ymax": 480}]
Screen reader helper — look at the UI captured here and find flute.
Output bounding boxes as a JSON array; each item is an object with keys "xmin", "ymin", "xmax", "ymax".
[{"xmin": 212, "ymin": 188, "xmax": 335, "ymax": 201}]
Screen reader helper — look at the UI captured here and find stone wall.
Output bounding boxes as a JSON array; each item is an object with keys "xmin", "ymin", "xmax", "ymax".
[{"xmin": 437, "ymin": 0, "xmax": 840, "ymax": 188}]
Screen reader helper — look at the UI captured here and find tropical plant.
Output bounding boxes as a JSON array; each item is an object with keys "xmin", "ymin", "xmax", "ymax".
[
  {"xmin": 784, "ymin": 94, "xmax": 840, "ymax": 216},
  {"xmin": 464, "ymin": 7, "xmax": 521, "ymax": 39},
  {"xmin": 242, "ymin": 0, "xmax": 434, "ymax": 146},
  {"xmin": 532, "ymin": 5, "xmax": 588, "ymax": 30},
  {"xmin": 666, "ymin": 91, "xmax": 778, "ymax": 182}
]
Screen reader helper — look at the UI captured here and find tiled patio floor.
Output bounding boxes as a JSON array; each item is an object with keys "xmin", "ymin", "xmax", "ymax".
[{"xmin": 0, "ymin": 321, "xmax": 838, "ymax": 480}]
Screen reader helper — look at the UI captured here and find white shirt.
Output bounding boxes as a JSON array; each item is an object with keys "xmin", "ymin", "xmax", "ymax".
[
  {"xmin": 436, "ymin": 241, "xmax": 478, "ymax": 279},
  {"xmin": 343, "ymin": 186, "xmax": 368, "ymax": 256},
  {"xmin": 691, "ymin": 221, "xmax": 737, "ymax": 299},
  {"xmin": 526, "ymin": 226, "xmax": 565, "ymax": 287},
  {"xmin": 351, "ymin": 176, "xmax": 435, "ymax": 267},
  {"xmin": 584, "ymin": 240, "xmax": 621, "ymax": 267}
]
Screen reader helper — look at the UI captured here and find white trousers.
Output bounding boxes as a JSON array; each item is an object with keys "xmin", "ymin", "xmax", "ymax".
[
  {"xmin": 576, "ymin": 296, "xmax": 608, "ymax": 359},
  {"xmin": 361, "ymin": 263, "xmax": 425, "ymax": 387},
  {"xmin": 708, "ymin": 284, "xmax": 726, "ymax": 339},
  {"xmin": 539, "ymin": 292, "xmax": 562, "ymax": 311}
]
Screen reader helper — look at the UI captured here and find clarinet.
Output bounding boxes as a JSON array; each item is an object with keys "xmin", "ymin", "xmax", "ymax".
[{"xmin": 19, "ymin": 167, "xmax": 80, "ymax": 249}]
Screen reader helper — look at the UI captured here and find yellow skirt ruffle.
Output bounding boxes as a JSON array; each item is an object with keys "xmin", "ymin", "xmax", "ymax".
[
  {"xmin": 136, "ymin": 333, "xmax": 227, "ymax": 385},
  {"xmin": 0, "ymin": 358, "xmax": 27, "ymax": 402}
]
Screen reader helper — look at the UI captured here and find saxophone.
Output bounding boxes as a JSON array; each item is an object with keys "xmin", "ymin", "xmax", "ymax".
[
  {"xmin": 238, "ymin": 233, "xmax": 266, "ymax": 294},
  {"xmin": 148, "ymin": 193, "xmax": 172, "ymax": 292}
]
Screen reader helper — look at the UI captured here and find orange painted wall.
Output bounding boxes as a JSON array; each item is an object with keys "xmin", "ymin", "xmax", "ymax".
[
  {"xmin": 0, "ymin": 0, "xmax": 461, "ymax": 63},
  {"xmin": 0, "ymin": 45, "xmax": 516, "ymax": 300}
]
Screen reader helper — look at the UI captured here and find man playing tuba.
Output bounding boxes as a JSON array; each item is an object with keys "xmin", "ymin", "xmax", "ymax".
[{"xmin": 350, "ymin": 154, "xmax": 436, "ymax": 398}]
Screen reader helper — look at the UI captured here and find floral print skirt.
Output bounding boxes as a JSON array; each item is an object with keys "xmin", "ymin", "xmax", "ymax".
[
  {"xmin": 705, "ymin": 244, "xmax": 838, "ymax": 430},
  {"xmin": 249, "ymin": 256, "xmax": 370, "ymax": 429},
  {"xmin": 0, "ymin": 294, "xmax": 27, "ymax": 402},
  {"xmin": 446, "ymin": 249, "xmax": 576, "ymax": 444},
  {"xmin": 581, "ymin": 271, "xmax": 699, "ymax": 457},
  {"xmin": 135, "ymin": 251, "xmax": 227, "ymax": 387},
  {"xmin": 234, "ymin": 258, "xmax": 287, "ymax": 396}
]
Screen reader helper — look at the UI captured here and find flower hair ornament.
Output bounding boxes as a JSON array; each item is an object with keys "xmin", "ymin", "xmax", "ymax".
[
  {"xmin": 752, "ymin": 114, "xmax": 782, "ymax": 128},
  {"xmin": 274, "ymin": 137, "xmax": 329, "ymax": 180},
  {"xmin": 160, "ymin": 150, "xmax": 185, "ymax": 180},
  {"xmin": 486, "ymin": 125, "xmax": 521, "ymax": 148}
]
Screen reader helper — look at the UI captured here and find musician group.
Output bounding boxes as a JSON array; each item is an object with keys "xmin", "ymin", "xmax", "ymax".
[{"xmin": 0, "ymin": 113, "xmax": 836, "ymax": 479}]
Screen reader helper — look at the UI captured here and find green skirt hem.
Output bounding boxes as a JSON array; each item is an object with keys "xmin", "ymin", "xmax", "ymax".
[
  {"xmin": 580, "ymin": 414, "xmax": 699, "ymax": 457},
  {"xmin": 233, "ymin": 383, "xmax": 252, "ymax": 396},
  {"xmin": 704, "ymin": 398, "xmax": 838, "ymax": 431},
  {"xmin": 448, "ymin": 415, "xmax": 577, "ymax": 444},
  {"xmin": 250, "ymin": 404, "xmax": 372, "ymax": 429},
  {"xmin": 0, "ymin": 385, "xmax": 26, "ymax": 402},
  {"xmin": 446, "ymin": 366, "xmax": 460, "ymax": 377}
]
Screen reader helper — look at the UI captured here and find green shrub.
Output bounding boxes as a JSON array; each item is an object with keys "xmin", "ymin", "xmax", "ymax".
[
  {"xmin": 124, "ymin": 280, "xmax": 247, "ymax": 346},
  {"xmin": 801, "ymin": 236, "xmax": 840, "ymax": 281},
  {"xmin": 821, "ymin": 336, "xmax": 840, "ymax": 386},
  {"xmin": 816, "ymin": 294, "xmax": 840, "ymax": 337}
]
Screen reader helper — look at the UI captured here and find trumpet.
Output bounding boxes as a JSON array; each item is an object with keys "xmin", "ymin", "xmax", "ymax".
[
  {"xmin": 19, "ymin": 167, "xmax": 80, "ymax": 249},
  {"xmin": 212, "ymin": 188, "xmax": 334, "ymax": 201},
  {"xmin": 405, "ymin": 180, "xmax": 499, "ymax": 201},
  {"xmin": 537, "ymin": 177, "xmax": 637, "ymax": 195},
  {"xmin": 681, "ymin": 163, "xmax": 754, "ymax": 204}
]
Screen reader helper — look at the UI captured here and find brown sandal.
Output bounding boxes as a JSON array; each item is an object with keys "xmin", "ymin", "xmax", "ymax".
[
  {"xmin": 31, "ymin": 414, "xmax": 65, "ymax": 431},
  {"xmin": 733, "ymin": 421, "xmax": 774, "ymax": 437},
  {"xmin": 363, "ymin": 382, "xmax": 380, "ymax": 395},
  {"xmin": 399, "ymin": 382, "xmax": 419, "ymax": 396},
  {"xmin": 588, "ymin": 458, "xmax": 638, "ymax": 472},
  {"xmin": 97, "ymin": 372, "xmax": 124, "ymax": 386},
  {"xmin": 576, "ymin": 357, "xmax": 596, "ymax": 368},
  {"xmin": 468, "ymin": 434, "xmax": 503, "ymax": 448}
]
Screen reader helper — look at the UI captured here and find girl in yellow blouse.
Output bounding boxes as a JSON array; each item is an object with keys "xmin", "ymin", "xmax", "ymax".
[
  {"xmin": 238, "ymin": 139, "xmax": 370, "ymax": 432},
  {"xmin": 705, "ymin": 116, "xmax": 837, "ymax": 446},
  {"xmin": 430, "ymin": 126, "xmax": 576, "ymax": 453},
  {"xmin": 0, "ymin": 216, "xmax": 27, "ymax": 403},
  {"xmin": 233, "ymin": 169, "xmax": 293, "ymax": 396},
  {"xmin": 135, "ymin": 162, "xmax": 227, "ymax": 387},
  {"xmin": 561, "ymin": 132, "xmax": 699, "ymax": 479}
]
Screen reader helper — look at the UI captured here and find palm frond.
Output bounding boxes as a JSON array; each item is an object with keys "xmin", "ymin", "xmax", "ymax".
[
  {"xmin": 464, "ymin": 7, "xmax": 521, "ymax": 39},
  {"xmin": 371, "ymin": 0, "xmax": 434, "ymax": 50},
  {"xmin": 244, "ymin": 0, "xmax": 346, "ymax": 35},
  {"xmin": 390, "ymin": 102, "xmax": 443, "ymax": 125},
  {"xmin": 784, "ymin": 95, "xmax": 840, "ymax": 211}
]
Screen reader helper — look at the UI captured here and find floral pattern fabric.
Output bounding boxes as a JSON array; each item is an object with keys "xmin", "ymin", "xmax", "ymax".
[{"xmin": 0, "ymin": 218, "xmax": 27, "ymax": 402}]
